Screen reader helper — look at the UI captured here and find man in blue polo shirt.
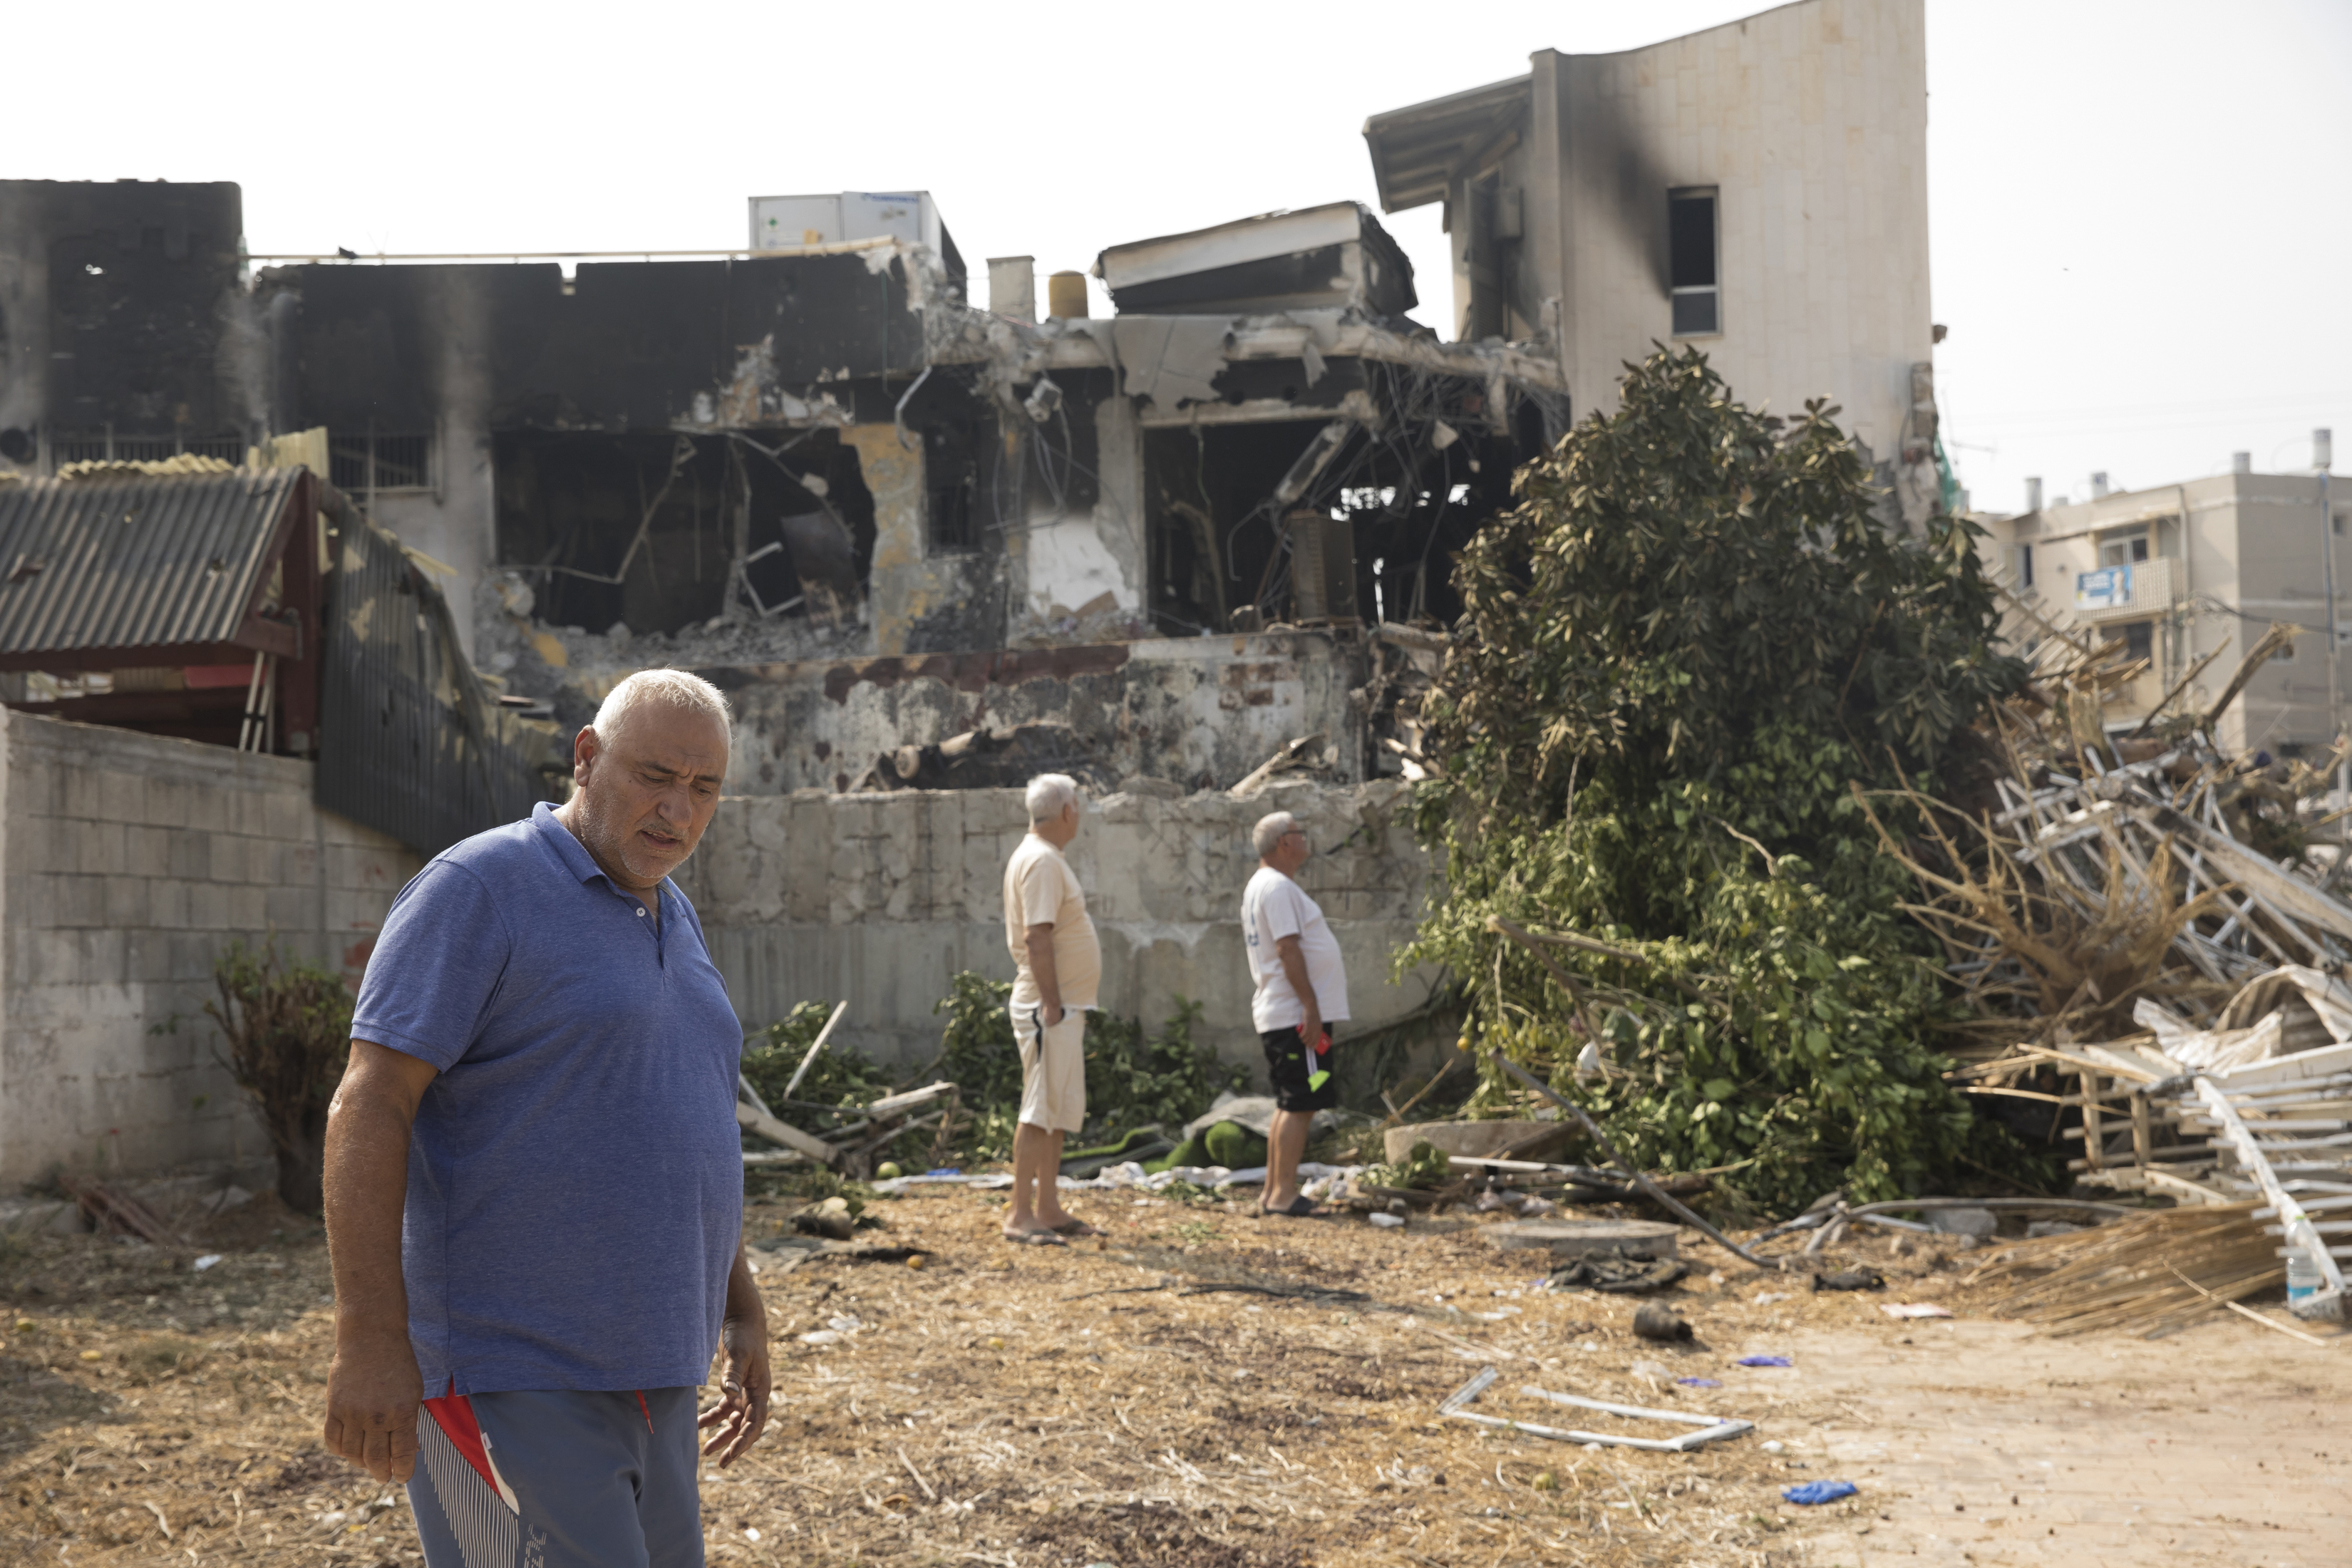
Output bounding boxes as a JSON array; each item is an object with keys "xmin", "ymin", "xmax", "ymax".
[{"xmin": 320, "ymin": 669, "xmax": 765, "ymax": 1568}]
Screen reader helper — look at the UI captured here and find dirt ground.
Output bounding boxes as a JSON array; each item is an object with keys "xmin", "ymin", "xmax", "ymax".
[{"xmin": 1, "ymin": 1185, "xmax": 2346, "ymax": 1568}]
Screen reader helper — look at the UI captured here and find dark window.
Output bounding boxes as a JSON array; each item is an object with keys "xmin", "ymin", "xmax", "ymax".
[
  {"xmin": 51, "ymin": 430, "xmax": 244, "ymax": 466},
  {"xmin": 2122, "ymin": 619, "xmax": 2153, "ymax": 665},
  {"xmin": 924, "ymin": 417, "xmax": 982, "ymax": 554},
  {"xmin": 2013, "ymin": 544, "xmax": 2033, "ymax": 588},
  {"xmin": 330, "ymin": 430, "xmax": 436, "ymax": 493},
  {"xmin": 1669, "ymin": 190, "xmax": 1719, "ymax": 336}
]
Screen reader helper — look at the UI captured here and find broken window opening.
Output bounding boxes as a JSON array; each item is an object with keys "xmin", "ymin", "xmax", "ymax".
[
  {"xmin": 1465, "ymin": 173, "xmax": 1510, "ymax": 343},
  {"xmin": 1669, "ymin": 188, "xmax": 1720, "ymax": 336},
  {"xmin": 329, "ymin": 428, "xmax": 436, "ymax": 494},
  {"xmin": 493, "ymin": 430, "xmax": 876, "ymax": 637},
  {"xmin": 1143, "ymin": 391, "xmax": 1529, "ymax": 637},
  {"xmin": 924, "ymin": 413, "xmax": 984, "ymax": 555}
]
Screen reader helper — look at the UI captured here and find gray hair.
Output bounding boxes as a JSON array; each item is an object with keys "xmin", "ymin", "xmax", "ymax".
[
  {"xmin": 1025, "ymin": 773, "xmax": 1080, "ymax": 825},
  {"xmin": 1253, "ymin": 811, "xmax": 1300, "ymax": 858},
  {"xmin": 591, "ymin": 669, "xmax": 733, "ymax": 748}
]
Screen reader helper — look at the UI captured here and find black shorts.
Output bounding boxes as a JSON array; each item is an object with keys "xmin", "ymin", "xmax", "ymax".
[{"xmin": 1260, "ymin": 1026, "xmax": 1339, "ymax": 1113}]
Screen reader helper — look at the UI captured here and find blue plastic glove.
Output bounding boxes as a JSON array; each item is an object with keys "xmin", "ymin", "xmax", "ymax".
[{"xmin": 1783, "ymin": 1480, "xmax": 1859, "ymax": 1506}]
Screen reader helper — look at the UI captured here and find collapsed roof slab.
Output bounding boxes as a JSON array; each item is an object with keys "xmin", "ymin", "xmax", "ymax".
[{"xmin": 1094, "ymin": 202, "xmax": 1418, "ymax": 319}]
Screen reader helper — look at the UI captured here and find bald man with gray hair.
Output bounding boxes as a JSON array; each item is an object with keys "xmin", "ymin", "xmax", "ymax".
[{"xmin": 324, "ymin": 666, "xmax": 768, "ymax": 1566}]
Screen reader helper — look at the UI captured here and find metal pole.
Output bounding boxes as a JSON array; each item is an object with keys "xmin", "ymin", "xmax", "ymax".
[{"xmin": 2323, "ymin": 463, "xmax": 2342, "ymax": 808}]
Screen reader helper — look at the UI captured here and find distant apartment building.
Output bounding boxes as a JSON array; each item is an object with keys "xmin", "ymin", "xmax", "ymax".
[
  {"xmin": 1363, "ymin": 0, "xmax": 1940, "ymax": 522},
  {"xmin": 1985, "ymin": 455, "xmax": 2349, "ymax": 757}
]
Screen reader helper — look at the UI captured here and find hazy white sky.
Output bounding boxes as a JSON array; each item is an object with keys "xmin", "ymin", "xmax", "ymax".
[{"xmin": 7, "ymin": 0, "xmax": 2347, "ymax": 514}]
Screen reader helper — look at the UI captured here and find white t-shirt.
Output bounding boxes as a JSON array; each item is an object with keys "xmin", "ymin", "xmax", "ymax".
[{"xmin": 1242, "ymin": 865, "xmax": 1350, "ymax": 1033}]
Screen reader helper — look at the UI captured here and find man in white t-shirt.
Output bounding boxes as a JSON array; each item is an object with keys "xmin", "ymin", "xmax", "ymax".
[
  {"xmin": 1242, "ymin": 809, "xmax": 1350, "ymax": 1217},
  {"xmin": 1000, "ymin": 773, "xmax": 1102, "ymax": 1244}
]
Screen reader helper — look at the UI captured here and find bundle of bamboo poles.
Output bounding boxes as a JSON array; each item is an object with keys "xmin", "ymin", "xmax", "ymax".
[{"xmin": 1971, "ymin": 1202, "xmax": 2281, "ymax": 1338}]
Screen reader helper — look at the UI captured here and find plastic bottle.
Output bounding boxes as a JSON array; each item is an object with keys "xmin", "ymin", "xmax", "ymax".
[{"xmin": 2287, "ymin": 1247, "xmax": 2322, "ymax": 1305}]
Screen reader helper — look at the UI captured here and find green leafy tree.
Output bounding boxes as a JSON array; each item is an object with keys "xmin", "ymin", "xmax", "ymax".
[{"xmin": 1407, "ymin": 346, "xmax": 2028, "ymax": 1210}]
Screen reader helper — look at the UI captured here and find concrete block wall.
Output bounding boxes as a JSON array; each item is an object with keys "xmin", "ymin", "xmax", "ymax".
[
  {"xmin": 678, "ymin": 778, "xmax": 1442, "ymax": 1074},
  {"xmin": 0, "ymin": 711, "xmax": 423, "ymax": 1187}
]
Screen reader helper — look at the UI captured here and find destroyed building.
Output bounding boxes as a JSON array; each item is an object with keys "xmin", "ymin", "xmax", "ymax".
[
  {"xmin": 0, "ymin": 0, "xmax": 1970, "ymax": 1175},
  {"xmin": 0, "ymin": 179, "xmax": 1562, "ymax": 797}
]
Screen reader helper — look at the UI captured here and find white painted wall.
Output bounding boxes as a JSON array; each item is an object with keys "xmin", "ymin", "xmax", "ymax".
[
  {"xmin": 1560, "ymin": 0, "xmax": 1930, "ymax": 462},
  {"xmin": 1445, "ymin": 0, "xmax": 1931, "ymax": 465}
]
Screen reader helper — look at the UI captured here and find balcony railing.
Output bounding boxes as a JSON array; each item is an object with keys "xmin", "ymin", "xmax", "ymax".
[{"xmin": 2073, "ymin": 555, "xmax": 2184, "ymax": 622}]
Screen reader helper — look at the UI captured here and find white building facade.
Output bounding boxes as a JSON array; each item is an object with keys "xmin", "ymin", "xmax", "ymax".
[
  {"xmin": 1988, "ymin": 469, "xmax": 2352, "ymax": 757},
  {"xmin": 1364, "ymin": 0, "xmax": 1939, "ymax": 519}
]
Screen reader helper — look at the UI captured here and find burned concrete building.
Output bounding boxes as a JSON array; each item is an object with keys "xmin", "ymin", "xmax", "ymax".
[{"xmin": 0, "ymin": 179, "xmax": 1563, "ymax": 800}]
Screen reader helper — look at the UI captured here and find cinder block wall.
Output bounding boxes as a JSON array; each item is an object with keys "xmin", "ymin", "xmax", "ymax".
[
  {"xmin": 679, "ymin": 778, "xmax": 1443, "ymax": 1076},
  {"xmin": 0, "ymin": 711, "xmax": 422, "ymax": 1187}
]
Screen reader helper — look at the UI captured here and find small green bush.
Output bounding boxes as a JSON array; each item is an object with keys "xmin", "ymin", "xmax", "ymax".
[
  {"xmin": 207, "ymin": 939, "xmax": 354, "ymax": 1215},
  {"xmin": 741, "ymin": 1001, "xmax": 892, "ymax": 1110}
]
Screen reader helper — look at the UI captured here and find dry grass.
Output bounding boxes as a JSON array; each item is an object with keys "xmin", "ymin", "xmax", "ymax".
[
  {"xmin": 0, "ymin": 1184, "xmax": 2070, "ymax": 1567},
  {"xmin": 1966, "ymin": 1202, "xmax": 2282, "ymax": 1338}
]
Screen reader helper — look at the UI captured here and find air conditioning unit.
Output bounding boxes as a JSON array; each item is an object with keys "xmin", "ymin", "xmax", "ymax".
[
  {"xmin": 748, "ymin": 191, "xmax": 951, "ymax": 256},
  {"xmin": 1286, "ymin": 510, "xmax": 1359, "ymax": 625}
]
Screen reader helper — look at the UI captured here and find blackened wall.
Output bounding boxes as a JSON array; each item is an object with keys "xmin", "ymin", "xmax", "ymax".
[
  {"xmin": 264, "ymin": 252, "xmax": 928, "ymax": 435},
  {"xmin": 0, "ymin": 180, "xmax": 252, "ymax": 470}
]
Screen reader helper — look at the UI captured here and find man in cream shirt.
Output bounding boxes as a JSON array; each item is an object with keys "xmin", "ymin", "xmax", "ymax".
[{"xmin": 1001, "ymin": 773, "xmax": 1100, "ymax": 1243}]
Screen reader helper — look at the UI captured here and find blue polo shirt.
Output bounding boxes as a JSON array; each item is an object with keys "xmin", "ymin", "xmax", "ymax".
[{"xmin": 351, "ymin": 802, "xmax": 745, "ymax": 1396}]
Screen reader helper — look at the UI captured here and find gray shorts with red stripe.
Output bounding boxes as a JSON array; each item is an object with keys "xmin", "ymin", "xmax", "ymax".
[{"xmin": 408, "ymin": 1384, "xmax": 704, "ymax": 1568}]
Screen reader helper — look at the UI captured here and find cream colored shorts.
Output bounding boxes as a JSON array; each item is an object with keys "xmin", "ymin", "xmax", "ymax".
[{"xmin": 1011, "ymin": 1004, "xmax": 1087, "ymax": 1134}]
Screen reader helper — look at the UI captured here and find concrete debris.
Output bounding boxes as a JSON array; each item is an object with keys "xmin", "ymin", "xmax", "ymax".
[{"xmin": 854, "ymin": 723, "xmax": 1100, "ymax": 793}]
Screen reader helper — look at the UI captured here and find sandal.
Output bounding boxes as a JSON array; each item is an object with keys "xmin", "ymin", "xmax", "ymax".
[
  {"xmin": 1048, "ymin": 1218, "xmax": 1099, "ymax": 1237},
  {"xmin": 1002, "ymin": 1229, "xmax": 1068, "ymax": 1247},
  {"xmin": 1257, "ymin": 1197, "xmax": 1321, "ymax": 1219}
]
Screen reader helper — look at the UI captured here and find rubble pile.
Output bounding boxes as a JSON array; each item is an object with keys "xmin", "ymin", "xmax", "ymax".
[{"xmin": 1877, "ymin": 614, "xmax": 2352, "ymax": 1319}]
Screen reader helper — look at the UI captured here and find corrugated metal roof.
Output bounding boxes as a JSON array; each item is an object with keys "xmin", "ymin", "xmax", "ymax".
[
  {"xmin": 0, "ymin": 469, "xmax": 301, "ymax": 659},
  {"xmin": 1362, "ymin": 74, "xmax": 1530, "ymax": 214}
]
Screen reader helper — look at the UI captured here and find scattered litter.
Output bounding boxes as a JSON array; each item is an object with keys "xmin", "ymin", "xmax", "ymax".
[
  {"xmin": 1782, "ymin": 1480, "xmax": 1859, "ymax": 1506},
  {"xmin": 1544, "ymin": 1254, "xmax": 1688, "ymax": 1294},
  {"xmin": 1368, "ymin": 1212, "xmax": 1406, "ymax": 1229},
  {"xmin": 1752, "ymin": 1291, "xmax": 1792, "ymax": 1306},
  {"xmin": 190, "ymin": 1254, "xmax": 224, "ymax": 1273},
  {"xmin": 1629, "ymin": 1359, "xmax": 1669, "ymax": 1379},
  {"xmin": 1675, "ymin": 1377, "xmax": 1721, "ymax": 1388},
  {"xmin": 58, "ymin": 1175, "xmax": 177, "ymax": 1246},
  {"xmin": 798, "ymin": 1330, "xmax": 843, "ymax": 1346},
  {"xmin": 1631, "ymin": 1303, "xmax": 1692, "ymax": 1342},
  {"xmin": 1813, "ymin": 1267, "xmax": 1884, "ymax": 1292},
  {"xmin": 1762, "ymin": 1440, "xmax": 1785, "ymax": 1453},
  {"xmin": 1438, "ymin": 1366, "xmax": 1753, "ymax": 1452},
  {"xmin": 1736, "ymin": 1356, "xmax": 1793, "ymax": 1368},
  {"xmin": 1880, "ymin": 1302, "xmax": 1954, "ymax": 1320}
]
